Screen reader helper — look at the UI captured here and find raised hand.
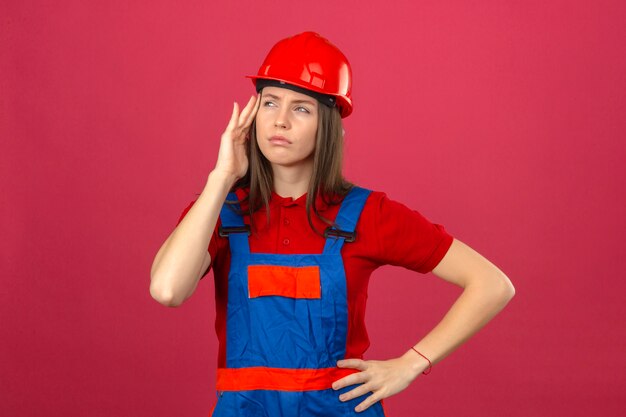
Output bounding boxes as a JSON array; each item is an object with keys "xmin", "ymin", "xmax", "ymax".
[{"xmin": 212, "ymin": 95, "xmax": 260, "ymax": 181}]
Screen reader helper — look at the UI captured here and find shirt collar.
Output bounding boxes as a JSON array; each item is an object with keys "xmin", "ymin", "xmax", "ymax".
[
  {"xmin": 270, "ymin": 190, "xmax": 331, "ymax": 211},
  {"xmin": 235, "ymin": 187, "xmax": 331, "ymax": 211}
]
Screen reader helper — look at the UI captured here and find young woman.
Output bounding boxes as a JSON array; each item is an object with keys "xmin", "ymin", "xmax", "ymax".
[{"xmin": 150, "ymin": 31, "xmax": 515, "ymax": 416}]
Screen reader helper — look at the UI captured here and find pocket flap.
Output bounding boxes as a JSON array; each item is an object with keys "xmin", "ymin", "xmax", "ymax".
[{"xmin": 247, "ymin": 265, "xmax": 321, "ymax": 299}]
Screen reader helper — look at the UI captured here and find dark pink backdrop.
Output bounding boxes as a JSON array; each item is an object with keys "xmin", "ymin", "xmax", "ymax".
[{"xmin": 2, "ymin": 1, "xmax": 624, "ymax": 416}]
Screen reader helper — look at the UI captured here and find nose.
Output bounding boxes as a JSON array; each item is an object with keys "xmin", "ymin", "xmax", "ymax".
[{"xmin": 274, "ymin": 106, "xmax": 290, "ymax": 129}]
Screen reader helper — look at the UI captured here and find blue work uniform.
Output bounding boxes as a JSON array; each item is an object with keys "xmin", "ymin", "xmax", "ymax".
[{"xmin": 210, "ymin": 186, "xmax": 387, "ymax": 417}]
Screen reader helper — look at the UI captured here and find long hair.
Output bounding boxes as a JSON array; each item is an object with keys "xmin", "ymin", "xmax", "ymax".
[{"xmin": 229, "ymin": 102, "xmax": 354, "ymax": 238}]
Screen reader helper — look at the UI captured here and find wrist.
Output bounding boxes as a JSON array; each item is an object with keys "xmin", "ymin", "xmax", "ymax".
[
  {"xmin": 208, "ymin": 169, "xmax": 238, "ymax": 188},
  {"xmin": 403, "ymin": 347, "xmax": 433, "ymax": 377}
]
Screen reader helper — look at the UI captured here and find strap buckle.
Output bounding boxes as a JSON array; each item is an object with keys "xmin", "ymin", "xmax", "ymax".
[
  {"xmin": 218, "ymin": 225, "xmax": 251, "ymax": 237},
  {"xmin": 324, "ymin": 227, "xmax": 356, "ymax": 243}
]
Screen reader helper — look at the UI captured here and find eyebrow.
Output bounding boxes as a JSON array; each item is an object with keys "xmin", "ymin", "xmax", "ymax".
[{"xmin": 262, "ymin": 93, "xmax": 317, "ymax": 106}]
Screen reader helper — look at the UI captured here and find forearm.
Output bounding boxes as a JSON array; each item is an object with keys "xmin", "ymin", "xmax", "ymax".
[
  {"xmin": 404, "ymin": 275, "xmax": 515, "ymax": 373},
  {"xmin": 333, "ymin": 277, "xmax": 514, "ymax": 412},
  {"xmin": 150, "ymin": 170, "xmax": 236, "ymax": 306}
]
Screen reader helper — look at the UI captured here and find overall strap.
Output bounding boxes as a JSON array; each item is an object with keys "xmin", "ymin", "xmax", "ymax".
[
  {"xmin": 323, "ymin": 186, "xmax": 372, "ymax": 255},
  {"xmin": 219, "ymin": 192, "xmax": 250, "ymax": 254}
]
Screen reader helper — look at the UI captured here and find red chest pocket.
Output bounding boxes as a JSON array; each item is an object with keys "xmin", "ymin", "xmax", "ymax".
[{"xmin": 247, "ymin": 265, "xmax": 321, "ymax": 299}]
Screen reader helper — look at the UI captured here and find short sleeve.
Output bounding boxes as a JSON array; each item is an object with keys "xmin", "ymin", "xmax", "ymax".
[
  {"xmin": 176, "ymin": 200, "xmax": 219, "ymax": 279},
  {"xmin": 372, "ymin": 193, "xmax": 453, "ymax": 273}
]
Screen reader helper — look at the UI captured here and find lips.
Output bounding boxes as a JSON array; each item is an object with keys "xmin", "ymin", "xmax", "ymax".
[{"xmin": 269, "ymin": 135, "xmax": 292, "ymax": 145}]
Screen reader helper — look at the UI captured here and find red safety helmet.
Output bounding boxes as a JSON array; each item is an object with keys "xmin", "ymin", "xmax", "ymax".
[{"xmin": 247, "ymin": 31, "xmax": 353, "ymax": 118}]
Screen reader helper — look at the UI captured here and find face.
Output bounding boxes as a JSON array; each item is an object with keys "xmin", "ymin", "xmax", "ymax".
[{"xmin": 255, "ymin": 86, "xmax": 319, "ymax": 168}]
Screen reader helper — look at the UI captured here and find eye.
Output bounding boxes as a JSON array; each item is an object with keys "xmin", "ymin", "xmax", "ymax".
[
  {"xmin": 295, "ymin": 106, "xmax": 310, "ymax": 113},
  {"xmin": 263, "ymin": 100, "xmax": 276, "ymax": 107}
]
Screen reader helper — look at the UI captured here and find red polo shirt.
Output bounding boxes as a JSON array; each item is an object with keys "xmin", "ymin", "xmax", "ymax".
[{"xmin": 177, "ymin": 187, "xmax": 453, "ymax": 367}]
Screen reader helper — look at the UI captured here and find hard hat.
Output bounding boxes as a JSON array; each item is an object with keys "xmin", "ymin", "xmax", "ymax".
[{"xmin": 247, "ymin": 31, "xmax": 353, "ymax": 118}]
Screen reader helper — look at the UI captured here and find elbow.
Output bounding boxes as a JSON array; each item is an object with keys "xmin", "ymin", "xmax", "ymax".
[
  {"xmin": 150, "ymin": 277, "xmax": 185, "ymax": 308},
  {"xmin": 468, "ymin": 270, "xmax": 515, "ymax": 304},
  {"xmin": 506, "ymin": 281, "xmax": 516, "ymax": 299},
  {"xmin": 494, "ymin": 271, "xmax": 515, "ymax": 304}
]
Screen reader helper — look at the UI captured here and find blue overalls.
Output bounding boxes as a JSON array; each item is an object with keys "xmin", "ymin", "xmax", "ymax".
[{"xmin": 210, "ymin": 186, "xmax": 387, "ymax": 417}]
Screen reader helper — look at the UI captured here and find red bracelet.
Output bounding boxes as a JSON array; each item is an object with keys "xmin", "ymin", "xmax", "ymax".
[{"xmin": 410, "ymin": 347, "xmax": 432, "ymax": 375}]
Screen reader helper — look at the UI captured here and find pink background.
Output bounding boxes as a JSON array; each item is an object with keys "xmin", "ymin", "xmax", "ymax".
[{"xmin": 2, "ymin": 1, "xmax": 625, "ymax": 416}]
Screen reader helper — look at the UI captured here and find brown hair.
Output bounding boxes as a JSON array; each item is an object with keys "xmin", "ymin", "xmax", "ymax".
[{"xmin": 229, "ymin": 100, "xmax": 354, "ymax": 237}]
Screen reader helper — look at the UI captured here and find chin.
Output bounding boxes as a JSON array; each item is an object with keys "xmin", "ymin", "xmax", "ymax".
[
  {"xmin": 268, "ymin": 158, "xmax": 301, "ymax": 168},
  {"xmin": 259, "ymin": 147, "xmax": 314, "ymax": 169},
  {"xmin": 266, "ymin": 155, "xmax": 311, "ymax": 169},
  {"xmin": 260, "ymin": 150, "xmax": 295, "ymax": 165}
]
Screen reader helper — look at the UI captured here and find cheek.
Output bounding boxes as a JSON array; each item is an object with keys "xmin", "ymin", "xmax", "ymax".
[
  {"xmin": 254, "ymin": 116, "xmax": 268, "ymax": 141},
  {"xmin": 255, "ymin": 135, "xmax": 265, "ymax": 154},
  {"xmin": 301, "ymin": 132, "xmax": 317, "ymax": 156},
  {"xmin": 254, "ymin": 110, "xmax": 268, "ymax": 128},
  {"xmin": 306, "ymin": 122, "xmax": 318, "ymax": 146}
]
